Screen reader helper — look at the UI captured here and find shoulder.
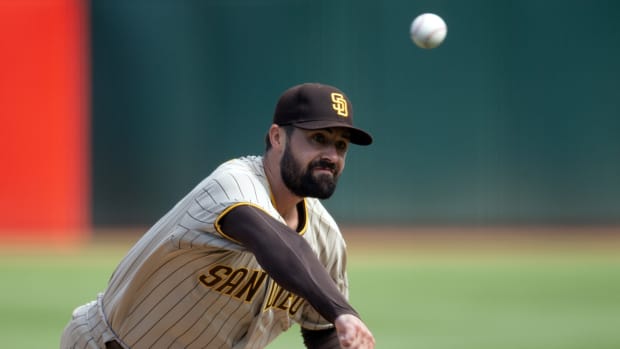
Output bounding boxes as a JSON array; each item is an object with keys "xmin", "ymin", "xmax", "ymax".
[
  {"xmin": 202, "ymin": 156, "xmax": 268, "ymax": 198},
  {"xmin": 180, "ymin": 156, "xmax": 275, "ymax": 220},
  {"xmin": 171, "ymin": 156, "xmax": 276, "ymax": 236},
  {"xmin": 212, "ymin": 156, "xmax": 265, "ymax": 179}
]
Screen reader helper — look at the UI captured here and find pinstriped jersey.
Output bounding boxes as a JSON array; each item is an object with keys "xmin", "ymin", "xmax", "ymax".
[{"xmin": 100, "ymin": 156, "xmax": 350, "ymax": 349}]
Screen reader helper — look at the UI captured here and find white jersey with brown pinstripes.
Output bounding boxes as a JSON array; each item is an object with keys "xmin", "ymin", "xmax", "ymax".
[{"xmin": 98, "ymin": 155, "xmax": 350, "ymax": 349}]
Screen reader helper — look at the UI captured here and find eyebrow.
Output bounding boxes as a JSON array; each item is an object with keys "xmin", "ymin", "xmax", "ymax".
[{"xmin": 317, "ymin": 128, "xmax": 351, "ymax": 140}]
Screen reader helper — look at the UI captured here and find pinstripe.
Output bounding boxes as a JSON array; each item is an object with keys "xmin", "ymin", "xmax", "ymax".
[
  {"xmin": 212, "ymin": 179, "xmax": 231, "ymax": 200},
  {"xmin": 186, "ymin": 293, "xmax": 237, "ymax": 348},
  {"xmin": 82, "ymin": 337, "xmax": 95, "ymax": 349},
  {"xmin": 83, "ymin": 304, "xmax": 99, "ymax": 347},
  {"xmin": 125, "ymin": 254, "xmax": 209, "ymax": 332},
  {"xmin": 174, "ymin": 274, "xmax": 252, "ymax": 346},
  {"xmin": 229, "ymin": 173, "xmax": 244, "ymax": 197},
  {"xmin": 95, "ymin": 332, "xmax": 104, "ymax": 348},
  {"xmin": 194, "ymin": 195, "xmax": 220, "ymax": 214},
  {"xmin": 184, "ymin": 253, "xmax": 261, "ymax": 348},
  {"xmin": 134, "ymin": 281, "xmax": 202, "ymax": 347},
  {"xmin": 199, "ymin": 187, "xmax": 227, "ymax": 212},
  {"xmin": 184, "ymin": 295, "xmax": 235, "ymax": 348},
  {"xmin": 187, "ymin": 209, "xmax": 209, "ymax": 224},
  {"xmin": 242, "ymin": 172, "xmax": 260, "ymax": 202},
  {"xmin": 170, "ymin": 291, "xmax": 228, "ymax": 348},
  {"xmin": 185, "ymin": 230, "xmax": 203, "ymax": 249},
  {"xmin": 175, "ymin": 227, "xmax": 191, "ymax": 249},
  {"xmin": 169, "ymin": 284, "xmax": 229, "ymax": 346},
  {"xmin": 61, "ymin": 300, "xmax": 112, "ymax": 349},
  {"xmin": 105, "ymin": 233, "xmax": 166, "ymax": 297},
  {"xmin": 195, "ymin": 296, "xmax": 243, "ymax": 348}
]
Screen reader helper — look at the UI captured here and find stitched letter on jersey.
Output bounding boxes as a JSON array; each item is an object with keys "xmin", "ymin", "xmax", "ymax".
[
  {"xmin": 198, "ymin": 265, "xmax": 268, "ymax": 302},
  {"xmin": 198, "ymin": 264, "xmax": 306, "ymax": 316},
  {"xmin": 264, "ymin": 282, "xmax": 304, "ymax": 316}
]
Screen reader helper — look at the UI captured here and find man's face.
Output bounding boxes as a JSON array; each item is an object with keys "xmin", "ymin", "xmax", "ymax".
[{"xmin": 280, "ymin": 127, "xmax": 349, "ymax": 199}]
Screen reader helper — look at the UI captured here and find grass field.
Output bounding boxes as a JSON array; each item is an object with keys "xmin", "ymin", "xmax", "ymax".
[{"xmin": 1, "ymin": 227, "xmax": 619, "ymax": 349}]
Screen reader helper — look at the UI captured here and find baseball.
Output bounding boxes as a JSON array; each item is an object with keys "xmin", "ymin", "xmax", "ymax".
[{"xmin": 410, "ymin": 13, "xmax": 447, "ymax": 49}]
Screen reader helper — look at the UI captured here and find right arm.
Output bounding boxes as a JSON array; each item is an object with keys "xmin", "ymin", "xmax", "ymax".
[
  {"xmin": 216, "ymin": 204, "xmax": 358, "ymax": 323},
  {"xmin": 216, "ymin": 205, "xmax": 375, "ymax": 349},
  {"xmin": 217, "ymin": 204, "xmax": 374, "ymax": 348}
]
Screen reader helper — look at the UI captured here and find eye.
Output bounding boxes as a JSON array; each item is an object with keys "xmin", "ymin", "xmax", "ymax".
[
  {"xmin": 335, "ymin": 140, "xmax": 348, "ymax": 152},
  {"xmin": 311, "ymin": 133, "xmax": 327, "ymax": 145}
]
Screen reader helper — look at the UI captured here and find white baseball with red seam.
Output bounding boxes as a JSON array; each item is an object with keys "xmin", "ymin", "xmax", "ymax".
[{"xmin": 410, "ymin": 13, "xmax": 447, "ymax": 49}]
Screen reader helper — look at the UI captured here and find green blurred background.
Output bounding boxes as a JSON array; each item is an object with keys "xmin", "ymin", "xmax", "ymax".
[{"xmin": 91, "ymin": 0, "xmax": 620, "ymax": 226}]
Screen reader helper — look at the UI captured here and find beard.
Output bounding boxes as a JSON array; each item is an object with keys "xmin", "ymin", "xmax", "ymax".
[{"xmin": 280, "ymin": 144, "xmax": 339, "ymax": 199}]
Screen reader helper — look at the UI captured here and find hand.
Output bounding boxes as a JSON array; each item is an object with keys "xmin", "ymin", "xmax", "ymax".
[{"xmin": 334, "ymin": 314, "xmax": 375, "ymax": 348}]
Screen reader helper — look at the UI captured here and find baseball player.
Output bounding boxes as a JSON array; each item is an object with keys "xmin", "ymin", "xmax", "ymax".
[{"xmin": 60, "ymin": 83, "xmax": 375, "ymax": 349}]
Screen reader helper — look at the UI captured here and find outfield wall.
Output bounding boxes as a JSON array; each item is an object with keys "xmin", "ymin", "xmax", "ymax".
[{"xmin": 91, "ymin": 0, "xmax": 620, "ymax": 226}]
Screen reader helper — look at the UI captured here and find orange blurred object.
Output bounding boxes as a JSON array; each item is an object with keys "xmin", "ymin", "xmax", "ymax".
[{"xmin": 0, "ymin": 0, "xmax": 89, "ymax": 242}]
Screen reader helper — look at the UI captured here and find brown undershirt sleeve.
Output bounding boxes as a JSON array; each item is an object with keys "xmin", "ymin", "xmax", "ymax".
[
  {"xmin": 217, "ymin": 204, "xmax": 358, "ymax": 323},
  {"xmin": 301, "ymin": 327, "xmax": 341, "ymax": 349}
]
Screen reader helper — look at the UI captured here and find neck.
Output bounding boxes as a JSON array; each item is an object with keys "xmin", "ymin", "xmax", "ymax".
[{"xmin": 263, "ymin": 153, "xmax": 303, "ymax": 230}]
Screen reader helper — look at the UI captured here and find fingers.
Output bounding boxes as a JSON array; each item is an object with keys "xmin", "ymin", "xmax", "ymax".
[{"xmin": 335, "ymin": 314, "xmax": 375, "ymax": 349}]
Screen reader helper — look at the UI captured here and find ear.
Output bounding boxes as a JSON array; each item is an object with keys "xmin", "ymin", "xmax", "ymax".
[{"xmin": 268, "ymin": 124, "xmax": 286, "ymax": 149}]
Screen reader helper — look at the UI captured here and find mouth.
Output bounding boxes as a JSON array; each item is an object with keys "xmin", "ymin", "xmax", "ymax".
[
  {"xmin": 310, "ymin": 160, "xmax": 337, "ymax": 176},
  {"xmin": 312, "ymin": 164, "xmax": 337, "ymax": 177},
  {"xmin": 313, "ymin": 167, "xmax": 335, "ymax": 175}
]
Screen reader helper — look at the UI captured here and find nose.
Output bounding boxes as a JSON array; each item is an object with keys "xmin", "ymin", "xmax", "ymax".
[{"xmin": 320, "ymin": 143, "xmax": 343, "ymax": 167}]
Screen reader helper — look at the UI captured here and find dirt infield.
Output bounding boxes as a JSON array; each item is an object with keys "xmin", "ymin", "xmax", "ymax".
[
  {"xmin": 84, "ymin": 225, "xmax": 620, "ymax": 254},
  {"xmin": 3, "ymin": 225, "xmax": 617, "ymax": 255},
  {"xmin": 0, "ymin": 225, "xmax": 620, "ymax": 258}
]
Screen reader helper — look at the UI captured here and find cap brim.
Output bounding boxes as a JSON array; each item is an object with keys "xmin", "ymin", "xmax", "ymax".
[{"xmin": 291, "ymin": 120, "xmax": 373, "ymax": 146}]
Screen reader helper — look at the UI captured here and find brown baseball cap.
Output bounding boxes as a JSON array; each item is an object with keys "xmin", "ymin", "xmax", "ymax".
[{"xmin": 273, "ymin": 83, "xmax": 373, "ymax": 146}]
